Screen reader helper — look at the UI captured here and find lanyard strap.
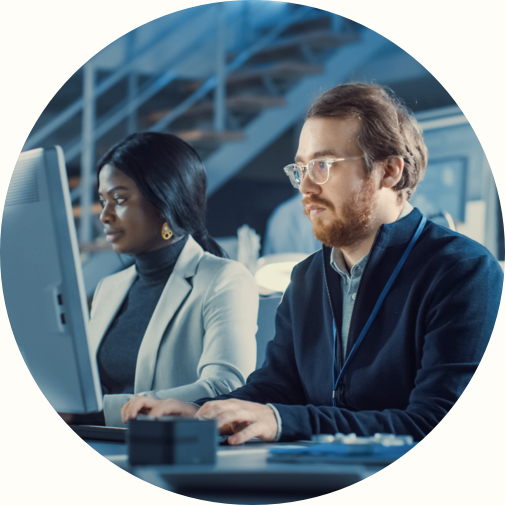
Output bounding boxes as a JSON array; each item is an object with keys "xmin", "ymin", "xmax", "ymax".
[{"xmin": 332, "ymin": 215, "xmax": 427, "ymax": 406}]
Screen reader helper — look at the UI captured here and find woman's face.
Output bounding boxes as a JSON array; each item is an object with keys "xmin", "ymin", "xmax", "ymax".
[{"xmin": 98, "ymin": 164, "xmax": 168, "ymax": 255}]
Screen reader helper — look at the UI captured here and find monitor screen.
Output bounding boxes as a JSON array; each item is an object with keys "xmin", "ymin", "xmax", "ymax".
[{"xmin": 1, "ymin": 146, "xmax": 102, "ymax": 413}]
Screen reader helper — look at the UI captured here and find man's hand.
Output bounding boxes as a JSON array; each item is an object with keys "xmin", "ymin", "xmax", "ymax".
[
  {"xmin": 121, "ymin": 397, "xmax": 199, "ymax": 424},
  {"xmin": 197, "ymin": 399, "xmax": 278, "ymax": 445}
]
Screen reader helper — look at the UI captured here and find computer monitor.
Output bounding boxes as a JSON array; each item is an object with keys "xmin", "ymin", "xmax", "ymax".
[{"xmin": 1, "ymin": 146, "xmax": 102, "ymax": 413}]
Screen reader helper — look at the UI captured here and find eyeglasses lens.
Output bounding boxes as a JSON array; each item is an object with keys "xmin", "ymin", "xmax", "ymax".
[
  {"xmin": 310, "ymin": 160, "xmax": 330, "ymax": 184},
  {"xmin": 285, "ymin": 165, "xmax": 302, "ymax": 188}
]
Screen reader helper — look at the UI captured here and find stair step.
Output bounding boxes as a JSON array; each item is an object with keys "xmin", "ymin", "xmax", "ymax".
[
  {"xmin": 228, "ymin": 61, "xmax": 324, "ymax": 84},
  {"xmin": 147, "ymin": 95, "xmax": 286, "ymax": 123},
  {"xmin": 252, "ymin": 30, "xmax": 360, "ymax": 59},
  {"xmin": 176, "ymin": 129, "xmax": 245, "ymax": 148},
  {"xmin": 185, "ymin": 61, "xmax": 324, "ymax": 93}
]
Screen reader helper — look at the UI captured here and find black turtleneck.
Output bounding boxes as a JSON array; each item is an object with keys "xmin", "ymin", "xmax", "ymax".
[{"xmin": 97, "ymin": 235, "xmax": 188, "ymax": 396}]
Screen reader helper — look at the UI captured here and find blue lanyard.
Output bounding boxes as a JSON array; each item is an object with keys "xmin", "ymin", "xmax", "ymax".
[{"xmin": 332, "ymin": 215, "xmax": 427, "ymax": 406}]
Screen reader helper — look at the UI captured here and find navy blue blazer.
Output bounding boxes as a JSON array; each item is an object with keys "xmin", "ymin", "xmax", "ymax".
[{"xmin": 198, "ymin": 208, "xmax": 503, "ymax": 441}]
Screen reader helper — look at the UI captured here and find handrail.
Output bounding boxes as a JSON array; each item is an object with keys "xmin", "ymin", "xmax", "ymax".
[
  {"xmin": 63, "ymin": 21, "xmax": 218, "ymax": 163},
  {"xmin": 24, "ymin": 6, "xmax": 212, "ymax": 151}
]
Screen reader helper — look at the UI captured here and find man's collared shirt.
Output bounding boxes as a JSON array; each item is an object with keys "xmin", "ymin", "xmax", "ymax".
[
  {"xmin": 330, "ymin": 202, "xmax": 414, "ymax": 356},
  {"xmin": 330, "ymin": 250, "xmax": 369, "ymax": 356}
]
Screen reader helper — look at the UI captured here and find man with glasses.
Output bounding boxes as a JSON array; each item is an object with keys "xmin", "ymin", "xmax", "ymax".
[{"xmin": 122, "ymin": 83, "xmax": 503, "ymax": 443}]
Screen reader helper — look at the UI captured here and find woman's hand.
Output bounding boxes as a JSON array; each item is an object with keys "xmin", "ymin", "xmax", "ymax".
[
  {"xmin": 121, "ymin": 397, "xmax": 199, "ymax": 424},
  {"xmin": 121, "ymin": 396, "xmax": 161, "ymax": 424}
]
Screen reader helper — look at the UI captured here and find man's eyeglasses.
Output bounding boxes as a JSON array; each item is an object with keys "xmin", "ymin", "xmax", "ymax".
[{"xmin": 283, "ymin": 156, "xmax": 363, "ymax": 189}]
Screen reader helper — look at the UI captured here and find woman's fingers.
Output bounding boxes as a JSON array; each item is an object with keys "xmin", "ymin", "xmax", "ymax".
[
  {"xmin": 121, "ymin": 398, "xmax": 199, "ymax": 424},
  {"xmin": 148, "ymin": 399, "xmax": 199, "ymax": 418},
  {"xmin": 121, "ymin": 397, "xmax": 159, "ymax": 424}
]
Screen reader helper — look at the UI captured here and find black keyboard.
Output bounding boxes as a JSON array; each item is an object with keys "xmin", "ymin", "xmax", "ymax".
[{"xmin": 70, "ymin": 424, "xmax": 126, "ymax": 443}]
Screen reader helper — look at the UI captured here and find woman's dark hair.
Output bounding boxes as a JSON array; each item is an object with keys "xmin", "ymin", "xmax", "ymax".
[
  {"xmin": 97, "ymin": 132, "xmax": 226, "ymax": 257},
  {"xmin": 307, "ymin": 83, "xmax": 428, "ymax": 201}
]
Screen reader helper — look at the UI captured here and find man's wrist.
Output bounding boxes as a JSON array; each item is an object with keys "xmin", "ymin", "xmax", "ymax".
[{"xmin": 266, "ymin": 403, "xmax": 282, "ymax": 442}]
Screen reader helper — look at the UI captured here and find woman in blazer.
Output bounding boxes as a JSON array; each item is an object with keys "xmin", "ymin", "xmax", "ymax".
[{"xmin": 86, "ymin": 132, "xmax": 258, "ymax": 427}]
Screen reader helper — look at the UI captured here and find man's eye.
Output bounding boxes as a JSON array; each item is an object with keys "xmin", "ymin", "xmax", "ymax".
[{"xmin": 114, "ymin": 197, "xmax": 126, "ymax": 205}]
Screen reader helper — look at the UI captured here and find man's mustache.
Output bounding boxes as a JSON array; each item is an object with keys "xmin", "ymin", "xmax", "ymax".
[{"xmin": 303, "ymin": 196, "xmax": 335, "ymax": 214}]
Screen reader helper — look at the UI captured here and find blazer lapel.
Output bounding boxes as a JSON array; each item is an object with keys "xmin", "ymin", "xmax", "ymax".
[
  {"xmin": 87, "ymin": 265, "xmax": 138, "ymax": 358},
  {"xmin": 346, "ymin": 210, "xmax": 424, "ymax": 356},
  {"xmin": 134, "ymin": 236, "xmax": 203, "ymax": 392}
]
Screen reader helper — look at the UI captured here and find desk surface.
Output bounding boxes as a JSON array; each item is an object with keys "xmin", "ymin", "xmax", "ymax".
[{"xmin": 88, "ymin": 440, "xmax": 389, "ymax": 504}]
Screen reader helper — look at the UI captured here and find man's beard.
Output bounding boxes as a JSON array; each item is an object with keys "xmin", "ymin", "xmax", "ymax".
[{"xmin": 304, "ymin": 176, "xmax": 377, "ymax": 249}]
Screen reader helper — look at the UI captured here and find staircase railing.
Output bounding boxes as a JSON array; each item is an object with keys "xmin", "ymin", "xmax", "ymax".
[
  {"xmin": 24, "ymin": 6, "xmax": 211, "ymax": 152},
  {"xmin": 148, "ymin": 4, "xmax": 311, "ymax": 133},
  {"xmin": 63, "ymin": 4, "xmax": 312, "ymax": 165}
]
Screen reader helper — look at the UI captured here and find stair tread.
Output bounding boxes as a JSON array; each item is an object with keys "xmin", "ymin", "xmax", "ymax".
[
  {"xmin": 147, "ymin": 95, "xmax": 285, "ymax": 122},
  {"xmin": 185, "ymin": 61, "xmax": 324, "ymax": 92},
  {"xmin": 177, "ymin": 129, "xmax": 245, "ymax": 142},
  {"xmin": 255, "ymin": 29, "xmax": 359, "ymax": 55},
  {"xmin": 229, "ymin": 61, "xmax": 324, "ymax": 81}
]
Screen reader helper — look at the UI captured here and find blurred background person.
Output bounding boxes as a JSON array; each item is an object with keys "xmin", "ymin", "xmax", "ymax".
[{"xmin": 263, "ymin": 193, "xmax": 320, "ymax": 255}]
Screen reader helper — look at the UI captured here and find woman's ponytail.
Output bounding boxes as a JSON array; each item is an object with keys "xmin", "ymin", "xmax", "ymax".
[{"xmin": 192, "ymin": 229, "xmax": 227, "ymax": 258}]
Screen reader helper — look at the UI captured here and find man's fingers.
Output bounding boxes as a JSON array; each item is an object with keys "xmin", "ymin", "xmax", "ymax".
[
  {"xmin": 227, "ymin": 423, "xmax": 261, "ymax": 445},
  {"xmin": 219, "ymin": 422, "xmax": 235, "ymax": 435},
  {"xmin": 198, "ymin": 400, "xmax": 243, "ymax": 422},
  {"xmin": 197, "ymin": 405, "xmax": 240, "ymax": 428},
  {"xmin": 197, "ymin": 400, "xmax": 223, "ymax": 418},
  {"xmin": 196, "ymin": 400, "xmax": 278, "ymax": 443},
  {"xmin": 231, "ymin": 421, "xmax": 250, "ymax": 434},
  {"xmin": 217, "ymin": 421, "xmax": 250, "ymax": 436},
  {"xmin": 199, "ymin": 406, "xmax": 253, "ymax": 432}
]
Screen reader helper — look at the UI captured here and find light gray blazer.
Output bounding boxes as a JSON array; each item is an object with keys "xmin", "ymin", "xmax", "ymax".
[{"xmin": 88, "ymin": 235, "xmax": 258, "ymax": 427}]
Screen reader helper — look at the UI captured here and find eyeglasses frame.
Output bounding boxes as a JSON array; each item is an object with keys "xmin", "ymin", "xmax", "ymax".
[{"xmin": 283, "ymin": 156, "xmax": 363, "ymax": 189}]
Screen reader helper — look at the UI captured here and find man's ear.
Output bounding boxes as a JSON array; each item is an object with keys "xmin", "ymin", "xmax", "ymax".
[{"xmin": 380, "ymin": 156, "xmax": 404, "ymax": 189}]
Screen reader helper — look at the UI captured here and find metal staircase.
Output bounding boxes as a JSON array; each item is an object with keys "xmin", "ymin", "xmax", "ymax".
[{"xmin": 21, "ymin": 2, "xmax": 398, "ymax": 293}]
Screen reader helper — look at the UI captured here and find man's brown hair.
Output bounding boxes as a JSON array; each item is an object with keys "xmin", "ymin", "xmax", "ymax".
[{"xmin": 306, "ymin": 83, "xmax": 428, "ymax": 200}]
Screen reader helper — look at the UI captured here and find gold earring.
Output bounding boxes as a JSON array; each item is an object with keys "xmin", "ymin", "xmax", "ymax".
[{"xmin": 162, "ymin": 222, "xmax": 173, "ymax": 241}]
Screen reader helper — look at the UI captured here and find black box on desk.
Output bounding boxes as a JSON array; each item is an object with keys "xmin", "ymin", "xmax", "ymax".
[{"xmin": 127, "ymin": 415, "xmax": 217, "ymax": 466}]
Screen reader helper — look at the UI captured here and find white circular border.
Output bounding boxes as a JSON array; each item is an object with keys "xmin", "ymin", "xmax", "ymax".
[{"xmin": 1, "ymin": 1, "xmax": 503, "ymax": 503}]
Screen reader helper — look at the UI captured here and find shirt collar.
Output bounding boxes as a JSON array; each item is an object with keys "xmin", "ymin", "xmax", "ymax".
[
  {"xmin": 331, "ymin": 248, "xmax": 369, "ymax": 280},
  {"xmin": 398, "ymin": 201, "xmax": 414, "ymax": 220}
]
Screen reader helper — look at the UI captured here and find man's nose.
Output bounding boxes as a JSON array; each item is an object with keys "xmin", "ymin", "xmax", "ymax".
[{"xmin": 299, "ymin": 170, "xmax": 320, "ymax": 195}]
